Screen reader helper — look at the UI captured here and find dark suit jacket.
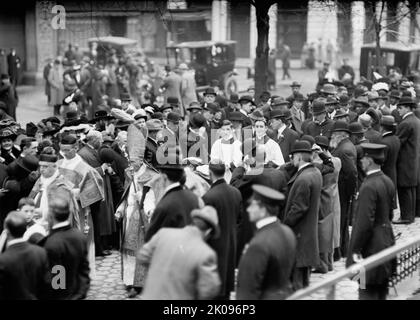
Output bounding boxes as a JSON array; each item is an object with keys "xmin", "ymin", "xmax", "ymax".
[
  {"xmin": 203, "ymin": 179, "xmax": 242, "ymax": 298},
  {"xmin": 381, "ymin": 132, "xmax": 400, "ymax": 189},
  {"xmin": 231, "ymin": 165, "xmax": 288, "ymax": 263},
  {"xmin": 396, "ymin": 113, "xmax": 420, "ymax": 187},
  {"xmin": 237, "ymin": 220, "xmax": 296, "ymax": 300},
  {"xmin": 41, "ymin": 225, "xmax": 90, "ymax": 300},
  {"xmin": 347, "ymin": 171, "xmax": 395, "ymax": 285},
  {"xmin": 364, "ymin": 128, "xmax": 382, "ymax": 143},
  {"xmin": 0, "ymin": 242, "xmax": 50, "ymax": 300},
  {"xmin": 270, "ymin": 127, "xmax": 299, "ymax": 163},
  {"xmin": 284, "ymin": 164, "xmax": 322, "ymax": 268},
  {"xmin": 145, "ymin": 185, "xmax": 199, "ymax": 242},
  {"xmin": 332, "ymin": 137, "xmax": 358, "ymax": 205},
  {"xmin": 302, "ymin": 118, "xmax": 335, "ymax": 139}
]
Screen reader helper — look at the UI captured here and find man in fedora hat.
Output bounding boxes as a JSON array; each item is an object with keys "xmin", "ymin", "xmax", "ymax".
[
  {"xmin": 238, "ymin": 95, "xmax": 255, "ymax": 128},
  {"xmin": 269, "ymin": 109, "xmax": 299, "ymax": 163},
  {"xmin": 145, "ymin": 154, "xmax": 201, "ymax": 242},
  {"xmin": 394, "ymin": 96, "xmax": 420, "ymax": 223},
  {"xmin": 346, "ymin": 143, "xmax": 396, "ymax": 300},
  {"xmin": 358, "ymin": 113, "xmax": 381, "ymax": 143},
  {"xmin": 349, "ymin": 122, "xmax": 368, "ymax": 189},
  {"xmin": 167, "ymin": 97, "xmax": 183, "ymax": 117},
  {"xmin": 353, "ymin": 95, "xmax": 370, "ymax": 116},
  {"xmin": 302, "ymin": 98, "xmax": 335, "ymax": 139},
  {"xmin": 271, "ymin": 96, "xmax": 290, "ymax": 113},
  {"xmin": 90, "ymin": 110, "xmax": 113, "ymax": 132},
  {"xmin": 289, "ymin": 93, "xmax": 306, "ymax": 135},
  {"xmin": 286, "ymin": 81, "xmax": 302, "ymax": 104},
  {"xmin": 237, "ymin": 184, "xmax": 296, "ymax": 300},
  {"xmin": 325, "ymin": 96, "xmax": 340, "ymax": 119},
  {"xmin": 139, "ymin": 205, "xmax": 221, "ymax": 300},
  {"xmin": 284, "ymin": 140, "xmax": 322, "ymax": 290},
  {"xmin": 330, "ymin": 121, "xmax": 357, "ymax": 259},
  {"xmin": 202, "ymin": 160, "xmax": 242, "ymax": 299},
  {"xmin": 225, "ymin": 93, "xmax": 240, "ymax": 119},
  {"xmin": 338, "ymin": 95, "xmax": 358, "ymax": 123},
  {"xmin": 144, "ymin": 119, "xmax": 164, "ymax": 168},
  {"xmin": 120, "ymin": 92, "xmax": 136, "ymax": 115},
  {"xmin": 379, "ymin": 115, "xmax": 400, "ymax": 207}
]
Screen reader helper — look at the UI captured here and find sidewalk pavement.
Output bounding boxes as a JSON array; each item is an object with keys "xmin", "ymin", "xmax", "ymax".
[{"xmin": 86, "ymin": 211, "xmax": 420, "ymax": 300}]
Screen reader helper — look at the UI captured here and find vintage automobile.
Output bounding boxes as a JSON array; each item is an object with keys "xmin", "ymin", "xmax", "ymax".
[
  {"xmin": 87, "ymin": 36, "xmax": 151, "ymax": 69},
  {"xmin": 360, "ymin": 42, "xmax": 420, "ymax": 81},
  {"xmin": 166, "ymin": 40, "xmax": 238, "ymax": 98}
]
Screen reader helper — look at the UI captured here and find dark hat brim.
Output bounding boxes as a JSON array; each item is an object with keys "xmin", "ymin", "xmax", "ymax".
[
  {"xmin": 290, "ymin": 148, "xmax": 313, "ymax": 154},
  {"xmin": 239, "ymin": 98, "xmax": 256, "ymax": 106},
  {"xmin": 331, "ymin": 128, "xmax": 351, "ymax": 134}
]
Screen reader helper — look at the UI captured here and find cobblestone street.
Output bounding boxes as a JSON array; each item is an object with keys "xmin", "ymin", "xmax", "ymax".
[{"xmin": 86, "ymin": 215, "xmax": 420, "ymax": 300}]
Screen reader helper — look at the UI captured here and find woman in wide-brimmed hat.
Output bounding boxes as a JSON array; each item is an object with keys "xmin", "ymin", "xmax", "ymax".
[{"xmin": 0, "ymin": 128, "xmax": 20, "ymax": 165}]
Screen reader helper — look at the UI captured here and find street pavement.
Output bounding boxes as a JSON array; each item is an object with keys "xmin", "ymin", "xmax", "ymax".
[
  {"xmin": 15, "ymin": 65, "xmax": 319, "ymax": 126},
  {"xmin": 85, "ymin": 214, "xmax": 420, "ymax": 300}
]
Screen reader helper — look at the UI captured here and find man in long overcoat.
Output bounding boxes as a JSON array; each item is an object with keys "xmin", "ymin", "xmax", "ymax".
[
  {"xmin": 379, "ymin": 116, "xmax": 400, "ymax": 208},
  {"xmin": 394, "ymin": 97, "xmax": 420, "ymax": 223},
  {"xmin": 202, "ymin": 161, "xmax": 242, "ymax": 300},
  {"xmin": 331, "ymin": 121, "xmax": 357, "ymax": 259},
  {"xmin": 283, "ymin": 140, "xmax": 322, "ymax": 290},
  {"xmin": 346, "ymin": 143, "xmax": 396, "ymax": 300}
]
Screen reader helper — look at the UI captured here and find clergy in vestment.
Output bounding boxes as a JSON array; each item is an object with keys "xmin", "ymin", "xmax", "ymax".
[{"xmin": 57, "ymin": 134, "xmax": 104, "ymax": 279}]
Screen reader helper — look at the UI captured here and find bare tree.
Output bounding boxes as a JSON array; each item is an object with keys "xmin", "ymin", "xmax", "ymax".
[
  {"xmin": 251, "ymin": 0, "xmax": 277, "ymax": 105},
  {"xmin": 336, "ymin": 0, "xmax": 420, "ymax": 76}
]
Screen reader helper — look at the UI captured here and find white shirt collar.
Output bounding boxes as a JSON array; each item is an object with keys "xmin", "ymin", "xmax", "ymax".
[
  {"xmin": 256, "ymin": 216, "xmax": 277, "ymax": 230},
  {"xmin": 382, "ymin": 131, "xmax": 393, "ymax": 136},
  {"xmin": 7, "ymin": 238, "xmax": 26, "ymax": 248},
  {"xmin": 163, "ymin": 182, "xmax": 181, "ymax": 195},
  {"xmin": 239, "ymin": 109, "xmax": 248, "ymax": 116},
  {"xmin": 52, "ymin": 221, "xmax": 70, "ymax": 230},
  {"xmin": 277, "ymin": 125, "xmax": 287, "ymax": 137},
  {"xmin": 403, "ymin": 112, "xmax": 413, "ymax": 120},
  {"xmin": 298, "ymin": 162, "xmax": 311, "ymax": 171},
  {"xmin": 166, "ymin": 127, "xmax": 175, "ymax": 136},
  {"xmin": 366, "ymin": 168, "xmax": 381, "ymax": 176}
]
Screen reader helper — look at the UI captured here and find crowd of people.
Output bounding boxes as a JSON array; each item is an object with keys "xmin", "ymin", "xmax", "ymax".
[{"xmin": 0, "ymin": 47, "xmax": 419, "ymax": 301}]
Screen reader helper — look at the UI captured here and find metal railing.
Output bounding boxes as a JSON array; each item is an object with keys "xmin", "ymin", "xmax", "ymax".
[{"xmin": 287, "ymin": 235, "xmax": 420, "ymax": 300}]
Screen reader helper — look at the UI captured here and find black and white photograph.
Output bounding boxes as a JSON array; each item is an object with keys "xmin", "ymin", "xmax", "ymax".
[{"xmin": 0, "ymin": 0, "xmax": 420, "ymax": 303}]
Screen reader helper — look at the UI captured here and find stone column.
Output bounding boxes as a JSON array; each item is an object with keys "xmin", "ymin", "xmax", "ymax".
[
  {"xmin": 268, "ymin": 3, "xmax": 277, "ymax": 51},
  {"xmin": 127, "ymin": 16, "xmax": 141, "ymax": 46},
  {"xmin": 351, "ymin": 1, "xmax": 365, "ymax": 61},
  {"xmin": 250, "ymin": 4, "xmax": 257, "ymax": 59},
  {"xmin": 25, "ymin": 7, "xmax": 38, "ymax": 84},
  {"xmin": 211, "ymin": 0, "xmax": 220, "ymax": 41}
]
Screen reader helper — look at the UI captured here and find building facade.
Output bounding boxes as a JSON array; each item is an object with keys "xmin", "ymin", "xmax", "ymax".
[{"xmin": 1, "ymin": 0, "xmax": 420, "ymax": 84}]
